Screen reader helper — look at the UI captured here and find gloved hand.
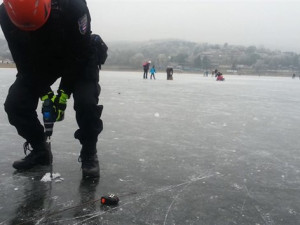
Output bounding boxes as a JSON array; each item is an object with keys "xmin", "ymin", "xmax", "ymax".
[
  {"xmin": 41, "ymin": 89, "xmax": 69, "ymax": 122},
  {"xmin": 51, "ymin": 89, "xmax": 69, "ymax": 122},
  {"xmin": 41, "ymin": 91, "xmax": 54, "ymax": 102},
  {"xmin": 41, "ymin": 91, "xmax": 56, "ymax": 122}
]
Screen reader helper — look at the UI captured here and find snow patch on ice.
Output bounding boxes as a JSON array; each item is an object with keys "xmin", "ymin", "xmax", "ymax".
[
  {"xmin": 66, "ymin": 152, "xmax": 78, "ymax": 156},
  {"xmin": 41, "ymin": 173, "xmax": 64, "ymax": 183},
  {"xmin": 232, "ymin": 183, "xmax": 243, "ymax": 190},
  {"xmin": 119, "ymin": 178, "xmax": 133, "ymax": 182},
  {"xmin": 55, "ymin": 178, "xmax": 64, "ymax": 183},
  {"xmin": 288, "ymin": 208, "xmax": 296, "ymax": 215},
  {"xmin": 154, "ymin": 112, "xmax": 160, "ymax": 117},
  {"xmin": 210, "ymin": 195, "xmax": 218, "ymax": 200}
]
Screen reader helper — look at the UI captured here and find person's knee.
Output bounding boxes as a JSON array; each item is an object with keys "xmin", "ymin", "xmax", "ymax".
[
  {"xmin": 74, "ymin": 104, "xmax": 103, "ymax": 142},
  {"xmin": 4, "ymin": 97, "xmax": 24, "ymax": 126},
  {"xmin": 74, "ymin": 103, "xmax": 103, "ymax": 117},
  {"xmin": 4, "ymin": 96, "xmax": 18, "ymax": 116}
]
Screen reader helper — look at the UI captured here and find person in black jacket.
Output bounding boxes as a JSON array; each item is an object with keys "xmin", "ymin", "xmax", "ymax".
[
  {"xmin": 166, "ymin": 66, "xmax": 173, "ymax": 80},
  {"xmin": 143, "ymin": 61, "xmax": 150, "ymax": 79},
  {"xmin": 0, "ymin": 0, "xmax": 107, "ymax": 178}
]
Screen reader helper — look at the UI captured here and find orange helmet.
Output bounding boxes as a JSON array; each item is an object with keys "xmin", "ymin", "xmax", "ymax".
[{"xmin": 3, "ymin": 0, "xmax": 51, "ymax": 31}]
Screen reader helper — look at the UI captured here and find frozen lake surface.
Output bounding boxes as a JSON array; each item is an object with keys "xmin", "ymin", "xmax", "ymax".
[{"xmin": 0, "ymin": 69, "xmax": 300, "ymax": 224}]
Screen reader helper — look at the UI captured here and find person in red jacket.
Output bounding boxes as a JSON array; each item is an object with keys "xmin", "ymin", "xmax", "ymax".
[
  {"xmin": 216, "ymin": 72, "xmax": 225, "ymax": 81},
  {"xmin": 0, "ymin": 0, "xmax": 107, "ymax": 178}
]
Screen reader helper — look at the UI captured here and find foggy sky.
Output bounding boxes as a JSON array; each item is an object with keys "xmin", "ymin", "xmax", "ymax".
[{"xmin": 88, "ymin": 0, "xmax": 300, "ymax": 53}]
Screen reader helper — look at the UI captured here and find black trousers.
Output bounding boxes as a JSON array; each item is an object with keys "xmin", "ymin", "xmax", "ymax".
[
  {"xmin": 143, "ymin": 70, "xmax": 148, "ymax": 79},
  {"xmin": 4, "ymin": 73, "xmax": 103, "ymax": 153}
]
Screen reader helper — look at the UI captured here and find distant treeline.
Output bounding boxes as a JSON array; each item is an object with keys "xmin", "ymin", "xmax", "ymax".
[
  {"xmin": 1, "ymin": 38, "xmax": 299, "ymax": 75},
  {"xmin": 104, "ymin": 40, "xmax": 300, "ymax": 75}
]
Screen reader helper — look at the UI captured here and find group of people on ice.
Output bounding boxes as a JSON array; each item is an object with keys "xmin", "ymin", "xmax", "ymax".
[
  {"xmin": 143, "ymin": 61, "xmax": 156, "ymax": 80},
  {"xmin": 143, "ymin": 62, "xmax": 224, "ymax": 81},
  {"xmin": 143, "ymin": 61, "xmax": 174, "ymax": 80}
]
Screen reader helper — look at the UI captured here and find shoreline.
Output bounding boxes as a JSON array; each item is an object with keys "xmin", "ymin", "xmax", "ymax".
[{"xmin": 0, "ymin": 64, "xmax": 297, "ymax": 77}]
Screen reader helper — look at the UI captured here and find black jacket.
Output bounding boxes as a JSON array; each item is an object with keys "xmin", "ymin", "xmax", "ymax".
[{"xmin": 0, "ymin": 0, "xmax": 95, "ymax": 96}]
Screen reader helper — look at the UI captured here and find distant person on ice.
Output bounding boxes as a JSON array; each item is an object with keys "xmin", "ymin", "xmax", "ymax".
[
  {"xmin": 150, "ymin": 65, "xmax": 156, "ymax": 79},
  {"xmin": 0, "ymin": 0, "xmax": 108, "ymax": 178},
  {"xmin": 216, "ymin": 72, "xmax": 225, "ymax": 81},
  {"xmin": 143, "ymin": 61, "xmax": 151, "ymax": 79},
  {"xmin": 166, "ymin": 66, "xmax": 173, "ymax": 80},
  {"xmin": 214, "ymin": 69, "xmax": 218, "ymax": 77}
]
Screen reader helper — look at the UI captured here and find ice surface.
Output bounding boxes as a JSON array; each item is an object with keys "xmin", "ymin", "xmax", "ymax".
[{"xmin": 0, "ymin": 69, "xmax": 300, "ymax": 224}]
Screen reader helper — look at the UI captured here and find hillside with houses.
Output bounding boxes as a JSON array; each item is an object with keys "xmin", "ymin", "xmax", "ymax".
[
  {"xmin": 1, "ymin": 38, "xmax": 299, "ymax": 76},
  {"xmin": 104, "ymin": 40, "xmax": 300, "ymax": 76}
]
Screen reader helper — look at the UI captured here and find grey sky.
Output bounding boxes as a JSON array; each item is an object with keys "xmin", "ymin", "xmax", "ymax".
[{"xmin": 88, "ymin": 0, "xmax": 300, "ymax": 52}]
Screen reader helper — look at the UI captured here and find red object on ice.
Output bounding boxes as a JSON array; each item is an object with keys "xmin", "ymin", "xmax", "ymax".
[
  {"xmin": 101, "ymin": 194, "xmax": 119, "ymax": 205},
  {"xmin": 216, "ymin": 75, "xmax": 225, "ymax": 81}
]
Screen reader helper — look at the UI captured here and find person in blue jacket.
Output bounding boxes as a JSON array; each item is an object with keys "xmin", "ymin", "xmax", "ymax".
[{"xmin": 150, "ymin": 65, "xmax": 156, "ymax": 80}]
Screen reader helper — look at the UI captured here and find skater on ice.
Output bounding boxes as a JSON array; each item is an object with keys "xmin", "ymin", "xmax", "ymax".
[
  {"xmin": 0, "ymin": 0, "xmax": 107, "ymax": 178},
  {"xmin": 150, "ymin": 65, "xmax": 156, "ymax": 80}
]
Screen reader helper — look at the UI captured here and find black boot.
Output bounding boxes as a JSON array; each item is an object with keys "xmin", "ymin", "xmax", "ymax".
[
  {"xmin": 80, "ymin": 154, "xmax": 100, "ymax": 178},
  {"xmin": 79, "ymin": 143, "xmax": 99, "ymax": 178},
  {"xmin": 77, "ymin": 139, "xmax": 100, "ymax": 178},
  {"xmin": 12, "ymin": 142, "xmax": 53, "ymax": 170}
]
